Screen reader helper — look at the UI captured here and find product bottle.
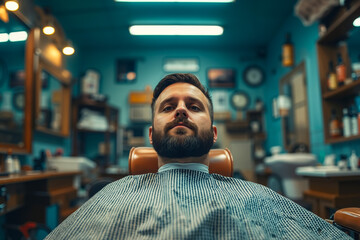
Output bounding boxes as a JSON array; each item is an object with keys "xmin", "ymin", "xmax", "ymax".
[
  {"xmin": 327, "ymin": 61, "xmax": 337, "ymax": 90},
  {"xmin": 336, "ymin": 53, "xmax": 346, "ymax": 86},
  {"xmin": 349, "ymin": 151, "xmax": 359, "ymax": 170},
  {"xmin": 350, "ymin": 105, "xmax": 358, "ymax": 135},
  {"xmin": 282, "ymin": 33, "xmax": 294, "ymax": 67},
  {"xmin": 5, "ymin": 149, "xmax": 14, "ymax": 174},
  {"xmin": 342, "ymin": 108, "xmax": 351, "ymax": 137},
  {"xmin": 356, "ymin": 96, "xmax": 360, "ymax": 135},
  {"xmin": 329, "ymin": 109, "xmax": 341, "ymax": 137},
  {"xmin": 13, "ymin": 155, "xmax": 20, "ymax": 174}
]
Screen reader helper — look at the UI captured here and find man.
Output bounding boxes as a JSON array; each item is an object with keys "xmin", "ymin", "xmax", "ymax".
[{"xmin": 46, "ymin": 73, "xmax": 349, "ymax": 239}]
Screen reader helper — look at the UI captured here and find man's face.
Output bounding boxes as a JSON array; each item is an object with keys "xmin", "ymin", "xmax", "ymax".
[{"xmin": 149, "ymin": 82, "xmax": 217, "ymax": 158}]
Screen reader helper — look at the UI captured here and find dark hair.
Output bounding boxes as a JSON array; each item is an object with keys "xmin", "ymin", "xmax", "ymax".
[{"xmin": 151, "ymin": 73, "xmax": 213, "ymax": 124}]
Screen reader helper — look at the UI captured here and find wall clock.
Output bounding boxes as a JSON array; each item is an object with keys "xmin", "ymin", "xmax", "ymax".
[
  {"xmin": 13, "ymin": 92, "xmax": 25, "ymax": 111},
  {"xmin": 243, "ymin": 65, "xmax": 265, "ymax": 87},
  {"xmin": 230, "ymin": 90, "xmax": 250, "ymax": 110}
]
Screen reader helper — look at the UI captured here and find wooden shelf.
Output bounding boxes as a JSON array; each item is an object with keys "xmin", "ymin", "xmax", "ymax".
[
  {"xmin": 325, "ymin": 134, "xmax": 360, "ymax": 144},
  {"xmin": 323, "ymin": 80, "xmax": 360, "ymax": 100},
  {"xmin": 36, "ymin": 126, "xmax": 67, "ymax": 137},
  {"xmin": 318, "ymin": 0, "xmax": 360, "ymax": 44},
  {"xmin": 77, "ymin": 128, "xmax": 116, "ymax": 134}
]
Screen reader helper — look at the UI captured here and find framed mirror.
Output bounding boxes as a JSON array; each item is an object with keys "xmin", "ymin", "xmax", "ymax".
[
  {"xmin": 0, "ymin": 12, "xmax": 34, "ymax": 154},
  {"xmin": 35, "ymin": 54, "xmax": 71, "ymax": 137},
  {"xmin": 279, "ymin": 62, "xmax": 310, "ymax": 152}
]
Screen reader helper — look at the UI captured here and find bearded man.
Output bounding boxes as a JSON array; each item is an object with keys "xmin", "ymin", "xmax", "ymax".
[{"xmin": 45, "ymin": 73, "xmax": 349, "ymax": 239}]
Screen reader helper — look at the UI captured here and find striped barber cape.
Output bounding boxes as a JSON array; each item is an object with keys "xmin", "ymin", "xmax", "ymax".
[{"xmin": 45, "ymin": 169, "xmax": 350, "ymax": 239}]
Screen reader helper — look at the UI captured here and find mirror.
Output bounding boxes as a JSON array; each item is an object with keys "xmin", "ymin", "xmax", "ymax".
[
  {"xmin": 347, "ymin": 24, "xmax": 360, "ymax": 71},
  {"xmin": 280, "ymin": 62, "xmax": 310, "ymax": 152},
  {"xmin": 0, "ymin": 12, "xmax": 34, "ymax": 153},
  {"xmin": 35, "ymin": 55, "xmax": 71, "ymax": 137}
]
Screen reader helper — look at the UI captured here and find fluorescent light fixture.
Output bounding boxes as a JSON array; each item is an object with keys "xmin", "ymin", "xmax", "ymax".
[
  {"xmin": 117, "ymin": 0, "xmax": 234, "ymax": 2},
  {"xmin": 9, "ymin": 31, "xmax": 27, "ymax": 42},
  {"xmin": 129, "ymin": 25, "xmax": 223, "ymax": 35},
  {"xmin": 0, "ymin": 33, "xmax": 9, "ymax": 42},
  {"xmin": 353, "ymin": 16, "xmax": 360, "ymax": 27}
]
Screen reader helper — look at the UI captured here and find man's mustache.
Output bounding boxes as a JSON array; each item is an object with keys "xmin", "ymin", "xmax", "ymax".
[{"xmin": 164, "ymin": 117, "xmax": 197, "ymax": 133}]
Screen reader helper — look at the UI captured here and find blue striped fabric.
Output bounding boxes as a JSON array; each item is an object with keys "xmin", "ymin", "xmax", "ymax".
[{"xmin": 45, "ymin": 169, "xmax": 350, "ymax": 239}]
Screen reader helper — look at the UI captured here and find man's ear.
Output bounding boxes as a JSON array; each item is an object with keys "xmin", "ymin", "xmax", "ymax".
[
  {"xmin": 212, "ymin": 125, "xmax": 218, "ymax": 143},
  {"xmin": 149, "ymin": 126, "xmax": 153, "ymax": 145}
]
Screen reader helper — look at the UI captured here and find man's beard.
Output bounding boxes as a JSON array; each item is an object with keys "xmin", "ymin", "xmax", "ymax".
[{"xmin": 152, "ymin": 118, "xmax": 214, "ymax": 159}]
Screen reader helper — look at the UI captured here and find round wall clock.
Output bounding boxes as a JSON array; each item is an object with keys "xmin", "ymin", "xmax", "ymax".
[
  {"xmin": 243, "ymin": 65, "xmax": 265, "ymax": 87},
  {"xmin": 13, "ymin": 92, "xmax": 25, "ymax": 111},
  {"xmin": 230, "ymin": 90, "xmax": 250, "ymax": 110}
]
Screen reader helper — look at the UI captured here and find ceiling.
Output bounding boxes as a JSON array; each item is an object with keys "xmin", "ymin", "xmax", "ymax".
[{"xmin": 34, "ymin": 0, "xmax": 297, "ymax": 50}]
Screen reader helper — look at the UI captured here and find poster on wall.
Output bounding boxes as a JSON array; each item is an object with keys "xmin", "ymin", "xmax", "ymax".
[
  {"xmin": 116, "ymin": 59, "xmax": 137, "ymax": 83},
  {"xmin": 207, "ymin": 68, "xmax": 236, "ymax": 88},
  {"xmin": 9, "ymin": 70, "xmax": 49, "ymax": 88}
]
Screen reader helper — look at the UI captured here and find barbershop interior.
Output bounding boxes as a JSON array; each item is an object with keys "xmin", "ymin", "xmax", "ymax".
[{"xmin": 0, "ymin": 0, "xmax": 360, "ymax": 238}]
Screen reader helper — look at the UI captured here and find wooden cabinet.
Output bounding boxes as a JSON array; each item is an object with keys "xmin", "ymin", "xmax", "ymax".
[
  {"xmin": 317, "ymin": 0, "xmax": 360, "ymax": 144},
  {"xmin": 71, "ymin": 96, "xmax": 119, "ymax": 169}
]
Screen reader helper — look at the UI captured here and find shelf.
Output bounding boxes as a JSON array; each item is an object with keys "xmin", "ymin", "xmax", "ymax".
[
  {"xmin": 325, "ymin": 134, "xmax": 360, "ymax": 144},
  {"xmin": 318, "ymin": 0, "xmax": 360, "ymax": 44},
  {"xmin": 36, "ymin": 126, "xmax": 67, "ymax": 137},
  {"xmin": 77, "ymin": 128, "xmax": 116, "ymax": 134},
  {"xmin": 323, "ymin": 80, "xmax": 360, "ymax": 100}
]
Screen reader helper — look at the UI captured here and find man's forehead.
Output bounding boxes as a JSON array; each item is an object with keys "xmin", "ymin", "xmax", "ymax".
[{"xmin": 155, "ymin": 82, "xmax": 208, "ymax": 106}]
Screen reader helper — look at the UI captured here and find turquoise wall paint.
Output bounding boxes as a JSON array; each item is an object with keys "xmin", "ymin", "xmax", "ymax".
[{"xmin": 264, "ymin": 14, "xmax": 360, "ymax": 163}]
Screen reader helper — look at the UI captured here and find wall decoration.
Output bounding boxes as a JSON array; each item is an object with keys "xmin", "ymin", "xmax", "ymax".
[
  {"xmin": 10, "ymin": 70, "xmax": 49, "ymax": 88},
  {"xmin": 230, "ymin": 90, "xmax": 250, "ymax": 111},
  {"xmin": 116, "ymin": 59, "xmax": 137, "ymax": 83},
  {"xmin": 12, "ymin": 91, "xmax": 25, "ymax": 111},
  {"xmin": 272, "ymin": 97, "xmax": 280, "ymax": 119},
  {"xmin": 163, "ymin": 58, "xmax": 199, "ymax": 72},
  {"xmin": 0, "ymin": 58, "xmax": 6, "ymax": 87},
  {"xmin": 207, "ymin": 68, "xmax": 236, "ymax": 88},
  {"xmin": 243, "ymin": 65, "xmax": 265, "ymax": 87},
  {"xmin": 212, "ymin": 90, "xmax": 230, "ymax": 113},
  {"xmin": 81, "ymin": 69, "xmax": 100, "ymax": 95}
]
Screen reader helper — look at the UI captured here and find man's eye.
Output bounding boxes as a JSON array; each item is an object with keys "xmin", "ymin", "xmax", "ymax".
[
  {"xmin": 190, "ymin": 105, "xmax": 200, "ymax": 111},
  {"xmin": 163, "ymin": 106, "xmax": 173, "ymax": 112}
]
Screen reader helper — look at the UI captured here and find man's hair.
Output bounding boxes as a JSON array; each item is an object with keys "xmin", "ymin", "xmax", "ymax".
[{"xmin": 151, "ymin": 73, "xmax": 214, "ymax": 124}]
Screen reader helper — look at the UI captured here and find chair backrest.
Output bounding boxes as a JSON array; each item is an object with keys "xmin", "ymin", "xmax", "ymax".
[{"xmin": 128, "ymin": 147, "xmax": 233, "ymax": 177}]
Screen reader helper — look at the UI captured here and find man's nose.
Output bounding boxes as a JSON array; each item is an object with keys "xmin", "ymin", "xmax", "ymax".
[{"xmin": 175, "ymin": 107, "xmax": 188, "ymax": 118}]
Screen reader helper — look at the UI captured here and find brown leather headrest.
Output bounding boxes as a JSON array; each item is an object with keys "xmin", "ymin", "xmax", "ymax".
[
  {"xmin": 334, "ymin": 207, "xmax": 360, "ymax": 232},
  {"xmin": 128, "ymin": 147, "xmax": 233, "ymax": 177}
]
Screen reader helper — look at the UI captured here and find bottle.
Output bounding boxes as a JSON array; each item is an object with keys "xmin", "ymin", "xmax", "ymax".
[
  {"xmin": 282, "ymin": 33, "xmax": 294, "ymax": 67},
  {"xmin": 349, "ymin": 151, "xmax": 359, "ymax": 170},
  {"xmin": 329, "ymin": 109, "xmax": 341, "ymax": 137},
  {"xmin": 5, "ymin": 149, "xmax": 14, "ymax": 174},
  {"xmin": 13, "ymin": 156, "xmax": 20, "ymax": 174},
  {"xmin": 336, "ymin": 53, "xmax": 346, "ymax": 86},
  {"xmin": 327, "ymin": 61, "xmax": 337, "ymax": 90},
  {"xmin": 342, "ymin": 108, "xmax": 351, "ymax": 137},
  {"xmin": 350, "ymin": 105, "xmax": 358, "ymax": 136}
]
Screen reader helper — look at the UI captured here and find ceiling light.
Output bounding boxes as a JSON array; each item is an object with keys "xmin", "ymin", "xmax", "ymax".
[
  {"xmin": 5, "ymin": 0, "xmax": 19, "ymax": 11},
  {"xmin": 116, "ymin": 0, "xmax": 234, "ymax": 2},
  {"xmin": 43, "ymin": 24, "xmax": 55, "ymax": 35},
  {"xmin": 353, "ymin": 16, "xmax": 360, "ymax": 27},
  {"xmin": 0, "ymin": 33, "xmax": 9, "ymax": 42},
  {"xmin": 9, "ymin": 31, "xmax": 27, "ymax": 42},
  {"xmin": 62, "ymin": 42, "xmax": 75, "ymax": 55},
  {"xmin": 129, "ymin": 25, "xmax": 223, "ymax": 35}
]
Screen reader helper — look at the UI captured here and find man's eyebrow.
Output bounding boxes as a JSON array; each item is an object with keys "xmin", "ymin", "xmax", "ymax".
[{"xmin": 158, "ymin": 97, "xmax": 177, "ymax": 111}]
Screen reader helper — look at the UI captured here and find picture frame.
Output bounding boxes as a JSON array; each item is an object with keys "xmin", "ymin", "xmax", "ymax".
[
  {"xmin": 272, "ymin": 97, "xmax": 280, "ymax": 119},
  {"xmin": 116, "ymin": 59, "xmax": 137, "ymax": 83},
  {"xmin": 12, "ymin": 91, "xmax": 25, "ymax": 111},
  {"xmin": 207, "ymin": 68, "xmax": 236, "ymax": 88},
  {"xmin": 10, "ymin": 69, "xmax": 49, "ymax": 88}
]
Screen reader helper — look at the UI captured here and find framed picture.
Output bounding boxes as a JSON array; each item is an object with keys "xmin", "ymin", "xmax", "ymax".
[
  {"xmin": 163, "ymin": 58, "xmax": 199, "ymax": 72},
  {"xmin": 207, "ymin": 68, "xmax": 236, "ymax": 88},
  {"xmin": 272, "ymin": 97, "xmax": 280, "ymax": 119},
  {"xmin": 116, "ymin": 59, "xmax": 137, "ymax": 83},
  {"xmin": 10, "ymin": 70, "xmax": 49, "ymax": 88},
  {"xmin": 12, "ymin": 91, "xmax": 25, "ymax": 111}
]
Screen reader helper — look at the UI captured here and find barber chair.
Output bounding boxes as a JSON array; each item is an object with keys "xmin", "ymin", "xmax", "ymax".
[
  {"xmin": 128, "ymin": 147, "xmax": 360, "ymax": 238},
  {"xmin": 128, "ymin": 147, "xmax": 233, "ymax": 177}
]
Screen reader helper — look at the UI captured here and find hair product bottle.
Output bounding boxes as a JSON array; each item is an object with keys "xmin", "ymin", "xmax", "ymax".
[
  {"xmin": 336, "ymin": 53, "xmax": 346, "ymax": 86},
  {"xmin": 350, "ymin": 105, "xmax": 358, "ymax": 135},
  {"xmin": 282, "ymin": 33, "xmax": 294, "ymax": 67},
  {"xmin": 342, "ymin": 107, "xmax": 351, "ymax": 137},
  {"xmin": 329, "ymin": 109, "xmax": 341, "ymax": 138},
  {"xmin": 327, "ymin": 61, "xmax": 337, "ymax": 90}
]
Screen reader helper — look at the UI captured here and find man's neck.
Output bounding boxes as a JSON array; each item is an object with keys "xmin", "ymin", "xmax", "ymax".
[{"xmin": 158, "ymin": 154, "xmax": 210, "ymax": 168}]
